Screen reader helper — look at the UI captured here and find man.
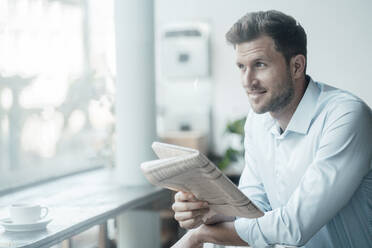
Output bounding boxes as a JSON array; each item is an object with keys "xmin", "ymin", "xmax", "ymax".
[{"xmin": 171, "ymin": 10, "xmax": 372, "ymax": 248}]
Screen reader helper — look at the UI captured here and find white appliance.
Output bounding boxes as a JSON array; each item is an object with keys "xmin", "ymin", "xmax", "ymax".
[
  {"xmin": 156, "ymin": 22, "xmax": 212, "ymax": 150},
  {"xmin": 160, "ymin": 22, "xmax": 210, "ymax": 80}
]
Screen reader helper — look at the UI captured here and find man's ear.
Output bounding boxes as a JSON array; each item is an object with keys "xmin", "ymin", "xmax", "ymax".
[{"xmin": 290, "ymin": 54, "xmax": 306, "ymax": 79}]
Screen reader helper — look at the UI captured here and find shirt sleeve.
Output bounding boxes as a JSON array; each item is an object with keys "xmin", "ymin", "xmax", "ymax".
[
  {"xmin": 238, "ymin": 112, "xmax": 272, "ymax": 213},
  {"xmin": 234, "ymin": 112, "xmax": 272, "ymax": 246},
  {"xmin": 235, "ymin": 101, "xmax": 372, "ymax": 247}
]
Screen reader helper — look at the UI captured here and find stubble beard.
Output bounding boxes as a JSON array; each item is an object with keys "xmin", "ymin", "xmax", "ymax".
[{"xmin": 254, "ymin": 70, "xmax": 295, "ymax": 114}]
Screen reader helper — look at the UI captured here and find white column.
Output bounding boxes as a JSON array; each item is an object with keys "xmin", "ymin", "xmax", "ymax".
[
  {"xmin": 116, "ymin": 211, "xmax": 160, "ymax": 248},
  {"xmin": 114, "ymin": 0, "xmax": 156, "ymax": 185},
  {"xmin": 114, "ymin": 0, "xmax": 159, "ymax": 248}
]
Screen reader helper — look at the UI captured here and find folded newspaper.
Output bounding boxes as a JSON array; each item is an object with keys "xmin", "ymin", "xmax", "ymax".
[{"xmin": 140, "ymin": 142, "xmax": 264, "ymax": 218}]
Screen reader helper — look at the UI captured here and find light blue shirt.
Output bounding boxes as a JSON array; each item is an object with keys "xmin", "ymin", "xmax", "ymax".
[{"xmin": 234, "ymin": 78, "xmax": 372, "ymax": 247}]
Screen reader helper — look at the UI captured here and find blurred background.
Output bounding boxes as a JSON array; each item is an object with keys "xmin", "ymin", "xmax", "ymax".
[
  {"xmin": 0, "ymin": 0, "xmax": 116, "ymax": 190},
  {"xmin": 0, "ymin": 0, "xmax": 371, "ymax": 247}
]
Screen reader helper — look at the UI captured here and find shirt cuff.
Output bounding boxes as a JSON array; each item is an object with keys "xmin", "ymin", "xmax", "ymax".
[{"xmin": 234, "ymin": 217, "xmax": 270, "ymax": 247}]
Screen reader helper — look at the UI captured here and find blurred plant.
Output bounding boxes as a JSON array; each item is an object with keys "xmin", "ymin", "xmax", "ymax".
[{"xmin": 217, "ymin": 116, "xmax": 246, "ymax": 170}]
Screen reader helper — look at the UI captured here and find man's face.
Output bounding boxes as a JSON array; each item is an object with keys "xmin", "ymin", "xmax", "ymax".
[{"xmin": 235, "ymin": 35, "xmax": 294, "ymax": 114}]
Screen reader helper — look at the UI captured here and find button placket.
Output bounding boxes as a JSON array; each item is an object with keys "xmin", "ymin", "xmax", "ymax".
[
  {"xmin": 274, "ymin": 137, "xmax": 284, "ymax": 201},
  {"xmin": 274, "ymin": 138, "xmax": 281, "ymax": 177}
]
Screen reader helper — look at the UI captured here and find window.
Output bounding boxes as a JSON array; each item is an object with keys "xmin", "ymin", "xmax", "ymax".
[{"xmin": 0, "ymin": 0, "xmax": 115, "ymax": 191}]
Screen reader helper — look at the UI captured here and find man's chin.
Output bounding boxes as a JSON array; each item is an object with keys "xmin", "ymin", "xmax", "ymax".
[
  {"xmin": 249, "ymin": 102, "xmax": 269, "ymax": 114},
  {"xmin": 250, "ymin": 105, "xmax": 268, "ymax": 114}
]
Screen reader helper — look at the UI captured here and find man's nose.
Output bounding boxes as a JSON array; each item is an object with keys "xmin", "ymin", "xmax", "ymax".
[{"xmin": 242, "ymin": 68, "xmax": 255, "ymax": 88}]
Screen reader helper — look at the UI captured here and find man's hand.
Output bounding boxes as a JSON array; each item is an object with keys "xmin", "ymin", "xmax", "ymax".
[
  {"xmin": 171, "ymin": 221, "xmax": 250, "ymax": 248},
  {"xmin": 171, "ymin": 228, "xmax": 203, "ymax": 248},
  {"xmin": 172, "ymin": 191, "xmax": 210, "ymax": 229}
]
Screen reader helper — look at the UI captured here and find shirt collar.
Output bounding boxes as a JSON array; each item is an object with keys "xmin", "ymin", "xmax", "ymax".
[{"xmin": 269, "ymin": 76, "xmax": 320, "ymax": 136}]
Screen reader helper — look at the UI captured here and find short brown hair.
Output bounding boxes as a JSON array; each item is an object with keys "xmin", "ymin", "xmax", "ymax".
[{"xmin": 226, "ymin": 10, "xmax": 307, "ymax": 68}]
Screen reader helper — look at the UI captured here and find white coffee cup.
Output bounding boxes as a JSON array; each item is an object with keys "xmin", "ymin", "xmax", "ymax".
[{"xmin": 9, "ymin": 204, "xmax": 49, "ymax": 224}]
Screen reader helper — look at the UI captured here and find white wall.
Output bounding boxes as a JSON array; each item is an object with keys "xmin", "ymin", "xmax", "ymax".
[{"xmin": 155, "ymin": 0, "xmax": 372, "ymax": 154}]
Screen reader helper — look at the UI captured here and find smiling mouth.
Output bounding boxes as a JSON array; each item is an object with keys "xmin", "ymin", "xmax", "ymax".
[{"xmin": 247, "ymin": 90, "xmax": 267, "ymax": 96}]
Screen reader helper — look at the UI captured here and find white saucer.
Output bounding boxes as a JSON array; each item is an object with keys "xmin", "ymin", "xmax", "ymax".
[{"xmin": 0, "ymin": 218, "xmax": 52, "ymax": 232}]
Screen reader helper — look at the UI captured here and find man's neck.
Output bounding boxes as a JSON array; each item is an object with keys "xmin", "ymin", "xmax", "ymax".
[{"xmin": 270, "ymin": 76, "xmax": 309, "ymax": 132}]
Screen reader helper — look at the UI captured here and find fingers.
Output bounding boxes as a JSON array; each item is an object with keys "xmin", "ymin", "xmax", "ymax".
[
  {"xmin": 174, "ymin": 191, "xmax": 198, "ymax": 202},
  {"xmin": 179, "ymin": 215, "xmax": 204, "ymax": 229},
  {"xmin": 172, "ymin": 201, "xmax": 208, "ymax": 212},
  {"xmin": 174, "ymin": 208, "xmax": 209, "ymax": 221},
  {"xmin": 172, "ymin": 191, "xmax": 210, "ymax": 230}
]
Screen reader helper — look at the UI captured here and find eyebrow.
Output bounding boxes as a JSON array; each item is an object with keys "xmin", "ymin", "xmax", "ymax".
[
  {"xmin": 236, "ymin": 56, "xmax": 270, "ymax": 66},
  {"xmin": 252, "ymin": 55, "xmax": 270, "ymax": 62}
]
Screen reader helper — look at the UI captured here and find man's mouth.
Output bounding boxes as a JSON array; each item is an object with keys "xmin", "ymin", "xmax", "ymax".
[
  {"xmin": 246, "ymin": 90, "xmax": 267, "ymax": 102},
  {"xmin": 247, "ymin": 90, "xmax": 267, "ymax": 96}
]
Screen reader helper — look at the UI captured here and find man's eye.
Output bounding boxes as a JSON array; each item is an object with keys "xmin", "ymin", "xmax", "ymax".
[
  {"xmin": 238, "ymin": 64, "xmax": 246, "ymax": 70},
  {"xmin": 256, "ymin": 62, "xmax": 266, "ymax": 68}
]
